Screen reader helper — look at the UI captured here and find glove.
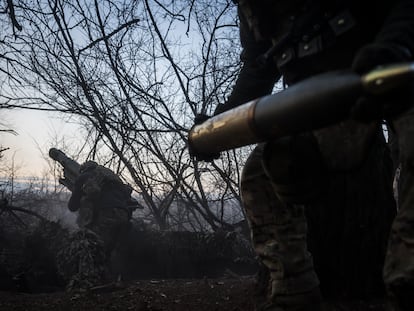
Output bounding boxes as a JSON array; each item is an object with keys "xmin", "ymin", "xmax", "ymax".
[
  {"xmin": 188, "ymin": 113, "xmax": 221, "ymax": 162},
  {"xmin": 352, "ymin": 43, "xmax": 411, "ymax": 74},
  {"xmin": 350, "ymin": 43, "xmax": 413, "ymax": 121},
  {"xmin": 213, "ymin": 103, "xmax": 228, "ymax": 116},
  {"xmin": 193, "ymin": 113, "xmax": 210, "ymax": 125}
]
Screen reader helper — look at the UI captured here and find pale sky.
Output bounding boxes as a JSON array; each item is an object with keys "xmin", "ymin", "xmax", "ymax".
[{"xmin": 1, "ymin": 109, "xmax": 80, "ymax": 177}]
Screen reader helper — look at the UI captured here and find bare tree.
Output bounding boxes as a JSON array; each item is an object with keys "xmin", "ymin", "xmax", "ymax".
[{"xmin": 0, "ymin": 0, "xmax": 247, "ymax": 231}]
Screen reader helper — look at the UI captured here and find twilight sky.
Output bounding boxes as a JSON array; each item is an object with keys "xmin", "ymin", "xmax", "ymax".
[{"xmin": 2, "ymin": 109, "xmax": 80, "ymax": 177}]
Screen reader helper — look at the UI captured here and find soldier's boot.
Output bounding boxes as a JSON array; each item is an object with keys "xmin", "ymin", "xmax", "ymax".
[
  {"xmin": 385, "ymin": 108, "xmax": 414, "ymax": 311},
  {"xmin": 260, "ymin": 288, "xmax": 324, "ymax": 311},
  {"xmin": 240, "ymin": 142, "xmax": 322, "ymax": 311}
]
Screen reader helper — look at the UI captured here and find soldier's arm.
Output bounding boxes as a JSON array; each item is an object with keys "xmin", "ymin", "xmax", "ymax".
[
  {"xmin": 214, "ymin": 7, "xmax": 281, "ymax": 115},
  {"xmin": 353, "ymin": 0, "xmax": 414, "ymax": 74},
  {"xmin": 67, "ymin": 173, "xmax": 91, "ymax": 212},
  {"xmin": 376, "ymin": 0, "xmax": 414, "ymax": 57}
]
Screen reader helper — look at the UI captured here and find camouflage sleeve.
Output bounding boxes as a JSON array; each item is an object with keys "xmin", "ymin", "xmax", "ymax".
[
  {"xmin": 67, "ymin": 172, "xmax": 92, "ymax": 212},
  {"xmin": 214, "ymin": 6, "xmax": 281, "ymax": 115},
  {"xmin": 375, "ymin": 0, "xmax": 414, "ymax": 59}
]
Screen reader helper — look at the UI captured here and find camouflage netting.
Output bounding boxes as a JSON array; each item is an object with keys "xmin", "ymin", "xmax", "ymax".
[{"xmin": 57, "ymin": 229, "xmax": 107, "ymax": 291}]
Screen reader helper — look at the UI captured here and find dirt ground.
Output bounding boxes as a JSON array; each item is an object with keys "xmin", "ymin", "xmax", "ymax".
[
  {"xmin": 0, "ymin": 276, "xmax": 390, "ymax": 311},
  {"xmin": 0, "ymin": 277, "xmax": 254, "ymax": 311}
]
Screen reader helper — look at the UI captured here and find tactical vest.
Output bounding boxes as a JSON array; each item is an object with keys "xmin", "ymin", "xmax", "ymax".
[{"xmin": 237, "ymin": 0, "xmax": 359, "ymax": 70}]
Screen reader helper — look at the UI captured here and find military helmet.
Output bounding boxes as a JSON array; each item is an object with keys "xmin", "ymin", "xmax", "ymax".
[{"xmin": 80, "ymin": 160, "xmax": 98, "ymax": 173}]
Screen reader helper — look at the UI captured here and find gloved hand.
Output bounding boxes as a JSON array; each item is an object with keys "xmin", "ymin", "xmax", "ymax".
[
  {"xmin": 352, "ymin": 43, "xmax": 411, "ymax": 75},
  {"xmin": 193, "ymin": 113, "xmax": 210, "ymax": 125},
  {"xmin": 213, "ymin": 103, "xmax": 228, "ymax": 116},
  {"xmin": 350, "ymin": 43, "xmax": 413, "ymax": 121},
  {"xmin": 188, "ymin": 113, "xmax": 221, "ymax": 162}
]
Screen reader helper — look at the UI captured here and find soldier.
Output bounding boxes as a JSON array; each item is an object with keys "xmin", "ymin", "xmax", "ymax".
[
  {"xmin": 68, "ymin": 161, "xmax": 134, "ymax": 254},
  {"xmin": 61, "ymin": 161, "xmax": 136, "ymax": 290},
  {"xmin": 194, "ymin": 1, "xmax": 414, "ymax": 310}
]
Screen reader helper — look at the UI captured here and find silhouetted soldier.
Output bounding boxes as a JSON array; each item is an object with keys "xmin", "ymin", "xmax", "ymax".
[
  {"xmin": 191, "ymin": 1, "xmax": 414, "ymax": 310},
  {"xmin": 68, "ymin": 161, "xmax": 135, "ymax": 256},
  {"xmin": 49, "ymin": 154, "xmax": 137, "ymax": 291}
]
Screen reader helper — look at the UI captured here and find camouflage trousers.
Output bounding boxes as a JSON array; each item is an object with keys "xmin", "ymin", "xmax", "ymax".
[
  {"xmin": 77, "ymin": 199, "xmax": 131, "ymax": 256},
  {"xmin": 240, "ymin": 119, "xmax": 401, "ymax": 308},
  {"xmin": 240, "ymin": 142, "xmax": 321, "ymax": 302},
  {"xmin": 85, "ymin": 206, "xmax": 131, "ymax": 256}
]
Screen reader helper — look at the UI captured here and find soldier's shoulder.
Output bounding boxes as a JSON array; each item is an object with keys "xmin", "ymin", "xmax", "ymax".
[{"xmin": 94, "ymin": 165, "xmax": 122, "ymax": 183}]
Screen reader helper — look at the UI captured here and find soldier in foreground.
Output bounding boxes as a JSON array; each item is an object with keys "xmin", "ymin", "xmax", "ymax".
[
  {"xmin": 191, "ymin": 1, "xmax": 414, "ymax": 311},
  {"xmin": 49, "ymin": 149, "xmax": 137, "ymax": 290}
]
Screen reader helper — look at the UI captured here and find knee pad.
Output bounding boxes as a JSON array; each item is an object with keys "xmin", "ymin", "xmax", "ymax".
[{"xmin": 262, "ymin": 134, "xmax": 326, "ymax": 203}]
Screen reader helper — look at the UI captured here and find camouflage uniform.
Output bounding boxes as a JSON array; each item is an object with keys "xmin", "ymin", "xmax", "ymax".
[
  {"xmin": 65, "ymin": 161, "xmax": 134, "ymax": 290},
  {"xmin": 214, "ymin": 1, "xmax": 414, "ymax": 310},
  {"xmin": 240, "ymin": 142, "xmax": 321, "ymax": 303}
]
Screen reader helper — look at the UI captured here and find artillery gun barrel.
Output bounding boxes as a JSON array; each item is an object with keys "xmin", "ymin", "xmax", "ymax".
[
  {"xmin": 49, "ymin": 148, "xmax": 81, "ymax": 191},
  {"xmin": 188, "ymin": 63, "xmax": 414, "ymax": 155},
  {"xmin": 49, "ymin": 148, "xmax": 81, "ymax": 172}
]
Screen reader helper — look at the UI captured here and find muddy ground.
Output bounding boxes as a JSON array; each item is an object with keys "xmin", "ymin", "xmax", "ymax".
[{"xmin": 0, "ymin": 276, "xmax": 389, "ymax": 311}]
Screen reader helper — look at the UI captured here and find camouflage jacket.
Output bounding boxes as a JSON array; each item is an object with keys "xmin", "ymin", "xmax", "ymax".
[{"xmin": 68, "ymin": 165, "xmax": 132, "ymax": 214}]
